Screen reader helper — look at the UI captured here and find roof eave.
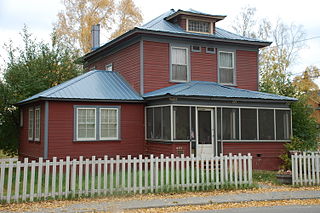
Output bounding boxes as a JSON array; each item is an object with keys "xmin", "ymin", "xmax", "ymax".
[{"xmin": 165, "ymin": 10, "xmax": 226, "ymax": 21}]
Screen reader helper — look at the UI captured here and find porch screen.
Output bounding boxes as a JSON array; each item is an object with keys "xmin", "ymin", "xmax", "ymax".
[
  {"xmin": 146, "ymin": 106, "xmax": 171, "ymax": 140},
  {"xmin": 174, "ymin": 106, "xmax": 190, "ymax": 140},
  {"xmin": 218, "ymin": 51, "xmax": 234, "ymax": 84},
  {"xmin": 222, "ymin": 108, "xmax": 239, "ymax": 140},
  {"xmin": 171, "ymin": 47, "xmax": 188, "ymax": 81},
  {"xmin": 259, "ymin": 109, "xmax": 274, "ymax": 140},
  {"xmin": 276, "ymin": 110, "xmax": 291, "ymax": 140},
  {"xmin": 241, "ymin": 109, "xmax": 257, "ymax": 140}
]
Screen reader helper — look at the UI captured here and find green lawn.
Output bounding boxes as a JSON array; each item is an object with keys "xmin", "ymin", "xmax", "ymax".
[{"xmin": 252, "ymin": 170, "xmax": 278, "ymax": 184}]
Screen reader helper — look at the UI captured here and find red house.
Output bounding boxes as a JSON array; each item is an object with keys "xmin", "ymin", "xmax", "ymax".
[{"xmin": 17, "ymin": 9, "xmax": 296, "ymax": 170}]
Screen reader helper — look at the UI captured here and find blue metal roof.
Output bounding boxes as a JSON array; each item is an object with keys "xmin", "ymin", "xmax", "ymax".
[
  {"xmin": 143, "ymin": 81, "xmax": 297, "ymax": 101},
  {"xmin": 137, "ymin": 9, "xmax": 268, "ymax": 44},
  {"xmin": 19, "ymin": 70, "xmax": 144, "ymax": 104}
]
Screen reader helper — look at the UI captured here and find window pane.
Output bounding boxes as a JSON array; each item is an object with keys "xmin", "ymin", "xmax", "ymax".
[
  {"xmin": 174, "ymin": 106, "xmax": 190, "ymax": 140},
  {"xmin": 219, "ymin": 52, "xmax": 233, "ymax": 68},
  {"xmin": 219, "ymin": 68, "xmax": 234, "ymax": 84},
  {"xmin": 163, "ymin": 106, "xmax": 171, "ymax": 140},
  {"xmin": 188, "ymin": 20, "xmax": 210, "ymax": 33},
  {"xmin": 191, "ymin": 107, "xmax": 195, "ymax": 140},
  {"xmin": 154, "ymin": 107, "xmax": 161, "ymax": 139},
  {"xmin": 217, "ymin": 108, "xmax": 221, "ymax": 140},
  {"xmin": 77, "ymin": 108, "xmax": 96, "ymax": 140},
  {"xmin": 35, "ymin": 109, "xmax": 40, "ymax": 140},
  {"xmin": 172, "ymin": 65, "xmax": 187, "ymax": 81},
  {"xmin": 28, "ymin": 109, "xmax": 34, "ymax": 140},
  {"xmin": 259, "ymin": 109, "xmax": 275, "ymax": 140},
  {"xmin": 146, "ymin": 108, "xmax": 153, "ymax": 138},
  {"xmin": 241, "ymin": 109, "xmax": 257, "ymax": 140},
  {"xmin": 172, "ymin": 48, "xmax": 187, "ymax": 65},
  {"xmin": 276, "ymin": 110, "xmax": 291, "ymax": 140},
  {"xmin": 222, "ymin": 108, "xmax": 239, "ymax": 140}
]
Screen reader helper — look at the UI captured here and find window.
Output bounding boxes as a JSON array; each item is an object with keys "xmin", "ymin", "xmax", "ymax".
[
  {"xmin": 259, "ymin": 109, "xmax": 274, "ymax": 140},
  {"xmin": 105, "ymin": 63, "xmax": 113, "ymax": 71},
  {"xmin": 191, "ymin": 45, "xmax": 201, "ymax": 52},
  {"xmin": 241, "ymin": 109, "xmax": 257, "ymax": 140},
  {"xmin": 34, "ymin": 107, "xmax": 41, "ymax": 141},
  {"xmin": 188, "ymin": 20, "xmax": 210, "ymax": 33},
  {"xmin": 276, "ymin": 110, "xmax": 291, "ymax": 140},
  {"xmin": 77, "ymin": 108, "xmax": 96, "ymax": 140},
  {"xmin": 28, "ymin": 108, "xmax": 34, "ymax": 140},
  {"xmin": 100, "ymin": 108, "xmax": 118, "ymax": 139},
  {"xmin": 222, "ymin": 108, "xmax": 239, "ymax": 140},
  {"xmin": 218, "ymin": 51, "xmax": 235, "ymax": 84},
  {"xmin": 146, "ymin": 106, "xmax": 171, "ymax": 140},
  {"xmin": 171, "ymin": 46, "xmax": 189, "ymax": 82},
  {"xmin": 20, "ymin": 110, "xmax": 23, "ymax": 127},
  {"xmin": 206, "ymin": 47, "xmax": 215, "ymax": 54}
]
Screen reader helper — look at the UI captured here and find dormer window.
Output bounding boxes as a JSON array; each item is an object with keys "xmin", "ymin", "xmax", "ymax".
[{"xmin": 188, "ymin": 20, "xmax": 210, "ymax": 33}]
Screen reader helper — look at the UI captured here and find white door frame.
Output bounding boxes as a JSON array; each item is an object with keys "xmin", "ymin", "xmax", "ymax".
[{"xmin": 195, "ymin": 107, "xmax": 215, "ymax": 157}]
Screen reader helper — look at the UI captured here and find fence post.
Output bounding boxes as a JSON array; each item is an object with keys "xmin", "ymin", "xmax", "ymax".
[
  {"xmin": 22, "ymin": 158, "xmax": 28, "ymax": 201},
  {"xmin": 14, "ymin": 160, "xmax": 21, "ymax": 202},
  {"xmin": 291, "ymin": 153, "xmax": 295, "ymax": 186},
  {"xmin": 6, "ymin": 159, "xmax": 13, "ymax": 203},
  {"xmin": 51, "ymin": 157, "xmax": 57, "ymax": 199},
  {"xmin": 248, "ymin": 153, "xmax": 252, "ymax": 185}
]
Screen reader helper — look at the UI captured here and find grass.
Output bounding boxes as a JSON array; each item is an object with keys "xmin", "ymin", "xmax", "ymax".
[{"xmin": 252, "ymin": 170, "xmax": 278, "ymax": 184}]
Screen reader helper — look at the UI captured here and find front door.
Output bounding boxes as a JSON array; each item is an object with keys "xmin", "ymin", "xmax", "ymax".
[{"xmin": 196, "ymin": 108, "xmax": 214, "ymax": 158}]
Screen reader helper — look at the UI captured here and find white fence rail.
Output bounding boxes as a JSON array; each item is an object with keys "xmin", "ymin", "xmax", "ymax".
[
  {"xmin": 0, "ymin": 153, "xmax": 252, "ymax": 203},
  {"xmin": 292, "ymin": 152, "xmax": 320, "ymax": 186}
]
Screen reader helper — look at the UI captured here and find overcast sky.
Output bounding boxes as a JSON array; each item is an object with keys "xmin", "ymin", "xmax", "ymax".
[{"xmin": 0, "ymin": 0, "xmax": 319, "ymax": 85}]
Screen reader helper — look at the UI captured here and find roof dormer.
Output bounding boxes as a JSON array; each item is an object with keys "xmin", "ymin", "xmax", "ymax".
[{"xmin": 165, "ymin": 9, "xmax": 226, "ymax": 34}]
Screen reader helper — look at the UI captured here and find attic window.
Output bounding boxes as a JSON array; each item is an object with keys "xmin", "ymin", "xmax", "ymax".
[
  {"xmin": 206, "ymin": 47, "xmax": 216, "ymax": 54},
  {"xmin": 188, "ymin": 20, "xmax": 210, "ymax": 33},
  {"xmin": 191, "ymin": 45, "xmax": 201, "ymax": 52}
]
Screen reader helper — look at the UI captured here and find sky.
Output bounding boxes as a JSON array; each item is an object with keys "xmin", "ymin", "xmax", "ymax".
[{"xmin": 0, "ymin": 0, "xmax": 319, "ymax": 85}]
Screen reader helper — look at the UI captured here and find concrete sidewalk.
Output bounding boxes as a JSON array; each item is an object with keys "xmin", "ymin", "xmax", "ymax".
[{"xmin": 18, "ymin": 189, "xmax": 320, "ymax": 213}]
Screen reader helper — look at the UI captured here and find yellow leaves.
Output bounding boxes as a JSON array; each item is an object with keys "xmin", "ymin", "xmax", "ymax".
[{"xmin": 54, "ymin": 0, "xmax": 142, "ymax": 54}]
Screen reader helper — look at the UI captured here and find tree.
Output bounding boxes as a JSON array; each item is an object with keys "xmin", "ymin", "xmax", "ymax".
[
  {"xmin": 54, "ymin": 0, "xmax": 143, "ymax": 54},
  {"xmin": 293, "ymin": 66, "xmax": 320, "ymax": 98},
  {"xmin": 110, "ymin": 0, "xmax": 143, "ymax": 39},
  {"xmin": 0, "ymin": 27, "xmax": 82, "ymax": 155},
  {"xmin": 232, "ymin": 5, "xmax": 257, "ymax": 38}
]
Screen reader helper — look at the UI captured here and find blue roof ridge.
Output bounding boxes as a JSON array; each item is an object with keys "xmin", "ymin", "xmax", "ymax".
[
  {"xmin": 113, "ymin": 71, "xmax": 143, "ymax": 98},
  {"xmin": 172, "ymin": 81, "xmax": 201, "ymax": 95},
  {"xmin": 44, "ymin": 70, "xmax": 99, "ymax": 97}
]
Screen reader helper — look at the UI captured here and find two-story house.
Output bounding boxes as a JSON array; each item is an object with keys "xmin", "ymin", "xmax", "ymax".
[{"xmin": 17, "ymin": 9, "xmax": 296, "ymax": 170}]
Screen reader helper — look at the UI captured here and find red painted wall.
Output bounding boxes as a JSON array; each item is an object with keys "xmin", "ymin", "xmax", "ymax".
[
  {"xmin": 146, "ymin": 142, "xmax": 190, "ymax": 157},
  {"xmin": 191, "ymin": 47, "xmax": 217, "ymax": 82},
  {"xmin": 19, "ymin": 101, "xmax": 45, "ymax": 160},
  {"xmin": 236, "ymin": 50, "xmax": 258, "ymax": 91},
  {"xmin": 88, "ymin": 42, "xmax": 141, "ymax": 92},
  {"xmin": 46, "ymin": 101, "xmax": 145, "ymax": 159},
  {"xmin": 223, "ymin": 142, "xmax": 286, "ymax": 170}
]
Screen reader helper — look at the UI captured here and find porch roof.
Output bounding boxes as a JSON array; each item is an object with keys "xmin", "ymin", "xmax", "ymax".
[
  {"xmin": 18, "ymin": 70, "xmax": 144, "ymax": 104},
  {"xmin": 143, "ymin": 81, "xmax": 297, "ymax": 102}
]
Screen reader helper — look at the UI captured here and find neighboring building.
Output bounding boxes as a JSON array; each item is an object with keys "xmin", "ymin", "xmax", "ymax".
[{"xmin": 17, "ymin": 9, "xmax": 297, "ymax": 170}]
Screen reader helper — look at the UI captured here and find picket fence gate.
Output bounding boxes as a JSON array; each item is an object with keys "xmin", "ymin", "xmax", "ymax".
[
  {"xmin": 0, "ymin": 153, "xmax": 252, "ymax": 203},
  {"xmin": 291, "ymin": 152, "xmax": 320, "ymax": 186}
]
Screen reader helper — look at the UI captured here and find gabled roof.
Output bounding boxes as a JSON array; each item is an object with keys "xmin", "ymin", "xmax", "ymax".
[
  {"xmin": 83, "ymin": 9, "xmax": 271, "ymax": 61},
  {"xmin": 18, "ymin": 70, "xmax": 144, "ymax": 104},
  {"xmin": 143, "ymin": 81, "xmax": 297, "ymax": 102}
]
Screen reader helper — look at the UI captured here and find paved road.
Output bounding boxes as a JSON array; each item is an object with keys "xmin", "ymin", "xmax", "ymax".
[{"xmin": 183, "ymin": 205, "xmax": 320, "ymax": 213}]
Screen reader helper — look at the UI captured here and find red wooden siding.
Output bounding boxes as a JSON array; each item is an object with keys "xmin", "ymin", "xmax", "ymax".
[
  {"xmin": 146, "ymin": 142, "xmax": 190, "ymax": 157},
  {"xmin": 191, "ymin": 47, "xmax": 217, "ymax": 81},
  {"xmin": 88, "ymin": 42, "xmax": 141, "ymax": 92},
  {"xmin": 236, "ymin": 50, "xmax": 258, "ymax": 91},
  {"xmin": 47, "ymin": 101, "xmax": 145, "ymax": 159},
  {"xmin": 19, "ymin": 102, "xmax": 45, "ymax": 160},
  {"xmin": 223, "ymin": 142, "xmax": 286, "ymax": 170},
  {"xmin": 143, "ymin": 41, "xmax": 173, "ymax": 93}
]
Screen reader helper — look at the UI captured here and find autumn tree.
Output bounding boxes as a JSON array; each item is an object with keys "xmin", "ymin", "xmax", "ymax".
[
  {"xmin": 110, "ymin": 0, "xmax": 143, "ymax": 39},
  {"xmin": 0, "ymin": 27, "xmax": 82, "ymax": 155},
  {"xmin": 54, "ymin": 0, "xmax": 143, "ymax": 54}
]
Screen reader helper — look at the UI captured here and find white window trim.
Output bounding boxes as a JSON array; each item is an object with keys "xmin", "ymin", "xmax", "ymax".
[
  {"xmin": 99, "ymin": 108, "xmax": 119, "ymax": 140},
  {"xmin": 206, "ymin": 47, "xmax": 216, "ymax": 54},
  {"xmin": 34, "ymin": 107, "xmax": 41, "ymax": 142},
  {"xmin": 105, "ymin": 63, "xmax": 113, "ymax": 71},
  {"xmin": 170, "ymin": 46, "xmax": 190, "ymax": 83},
  {"xmin": 76, "ymin": 108, "xmax": 97, "ymax": 141},
  {"xmin": 218, "ymin": 51, "xmax": 236, "ymax": 85},
  {"xmin": 186, "ymin": 19, "xmax": 212, "ymax": 34},
  {"xmin": 28, "ymin": 107, "xmax": 34, "ymax": 141},
  {"xmin": 191, "ymin": 45, "xmax": 201, "ymax": 52}
]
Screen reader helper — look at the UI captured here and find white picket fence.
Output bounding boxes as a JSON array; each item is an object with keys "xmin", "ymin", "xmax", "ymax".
[
  {"xmin": 0, "ymin": 153, "xmax": 252, "ymax": 203},
  {"xmin": 291, "ymin": 152, "xmax": 320, "ymax": 186}
]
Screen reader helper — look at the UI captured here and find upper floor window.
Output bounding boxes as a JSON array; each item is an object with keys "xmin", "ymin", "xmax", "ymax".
[
  {"xmin": 105, "ymin": 63, "xmax": 113, "ymax": 71},
  {"xmin": 188, "ymin": 20, "xmax": 210, "ymax": 33},
  {"xmin": 171, "ymin": 46, "xmax": 189, "ymax": 82},
  {"xmin": 218, "ymin": 51, "xmax": 235, "ymax": 85}
]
